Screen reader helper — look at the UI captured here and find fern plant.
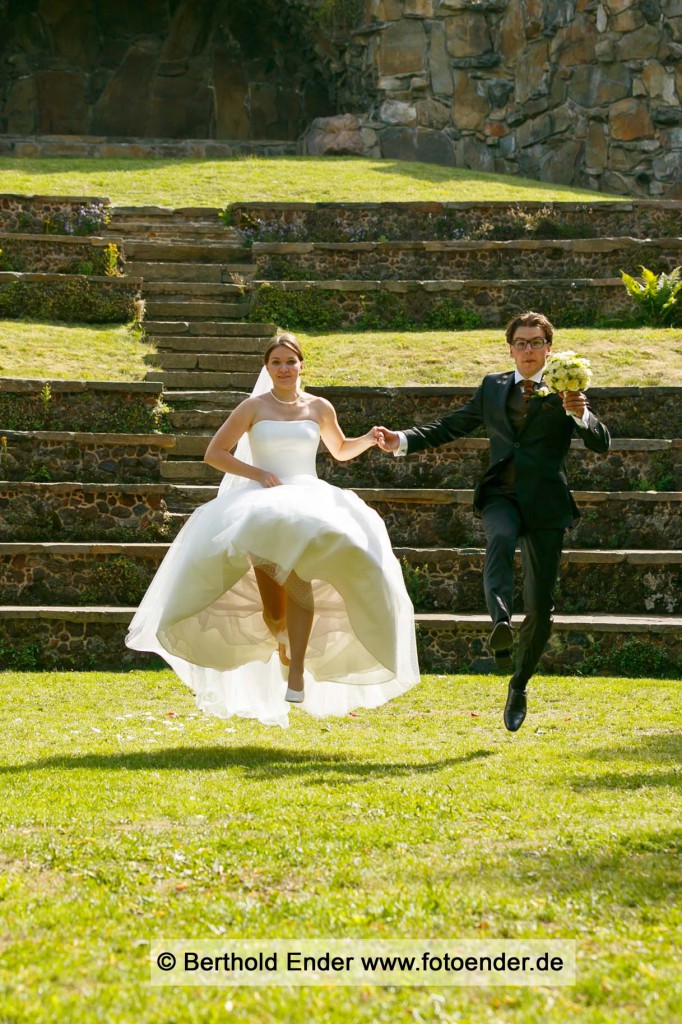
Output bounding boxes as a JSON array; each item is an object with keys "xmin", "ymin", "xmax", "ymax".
[{"xmin": 620, "ymin": 265, "xmax": 682, "ymax": 325}]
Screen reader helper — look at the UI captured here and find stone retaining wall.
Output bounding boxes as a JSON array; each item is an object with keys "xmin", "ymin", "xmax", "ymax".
[
  {"xmin": 0, "ymin": 543, "xmax": 163, "ymax": 606},
  {"xmin": 416, "ymin": 617, "xmax": 682, "ymax": 677},
  {"xmin": 360, "ymin": 490, "xmax": 682, "ymax": 550},
  {"xmin": 1, "ymin": 542, "xmax": 678, "ymax": 616},
  {"xmin": 1, "ymin": 609, "xmax": 679, "ymax": 675},
  {"xmin": 254, "ymin": 237, "xmax": 682, "ymax": 282},
  {"xmin": 0, "ymin": 482, "xmax": 171, "ymax": 542},
  {"xmin": 0, "ymin": 379, "xmax": 166, "ymax": 434},
  {"xmin": 0, "ymin": 194, "xmax": 110, "ymax": 233},
  {"xmin": 318, "ymin": 439, "xmax": 682, "ymax": 492},
  {"xmin": 0, "ymin": 233, "xmax": 124, "ymax": 275},
  {"xmin": 232, "ymin": 201, "xmax": 682, "ymax": 242},
  {"xmin": 398, "ymin": 548, "xmax": 682, "ymax": 616},
  {"xmin": 0, "ymin": 272, "xmax": 142, "ymax": 324},
  {"xmin": 0, "ymin": 431, "xmax": 176, "ymax": 483},
  {"xmin": 308, "ymin": 386, "xmax": 682, "ymax": 440},
  {"xmin": 249, "ymin": 278, "xmax": 639, "ymax": 329}
]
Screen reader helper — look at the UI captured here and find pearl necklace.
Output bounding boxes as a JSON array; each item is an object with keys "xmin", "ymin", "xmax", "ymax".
[{"xmin": 270, "ymin": 389, "xmax": 301, "ymax": 405}]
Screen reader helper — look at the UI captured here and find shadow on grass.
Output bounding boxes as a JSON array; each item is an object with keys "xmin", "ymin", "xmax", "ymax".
[
  {"xmin": 372, "ymin": 160, "xmax": 604, "ymax": 197},
  {"xmin": 568, "ymin": 733, "xmax": 682, "ymax": 791},
  {"xmin": 0, "ymin": 744, "xmax": 495, "ymax": 778},
  {"xmin": 488, "ymin": 827, "xmax": 682, "ymax": 906}
]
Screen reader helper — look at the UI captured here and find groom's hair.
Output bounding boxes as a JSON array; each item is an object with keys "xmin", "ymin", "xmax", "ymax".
[{"xmin": 505, "ymin": 311, "xmax": 554, "ymax": 346}]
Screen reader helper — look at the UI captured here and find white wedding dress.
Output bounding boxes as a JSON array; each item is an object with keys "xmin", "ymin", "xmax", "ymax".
[{"xmin": 126, "ymin": 418, "xmax": 419, "ymax": 727}]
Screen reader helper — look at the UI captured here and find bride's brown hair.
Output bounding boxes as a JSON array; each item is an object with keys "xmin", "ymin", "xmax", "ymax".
[{"xmin": 263, "ymin": 333, "xmax": 304, "ymax": 364}]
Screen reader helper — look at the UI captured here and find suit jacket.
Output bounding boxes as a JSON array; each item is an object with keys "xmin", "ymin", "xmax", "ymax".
[{"xmin": 404, "ymin": 371, "xmax": 611, "ymax": 529}]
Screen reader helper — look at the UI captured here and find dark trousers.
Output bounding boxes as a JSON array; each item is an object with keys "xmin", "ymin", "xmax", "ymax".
[{"xmin": 481, "ymin": 493, "xmax": 564, "ymax": 688}]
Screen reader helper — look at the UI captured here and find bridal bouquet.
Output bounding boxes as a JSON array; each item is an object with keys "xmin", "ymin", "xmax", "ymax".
[{"xmin": 543, "ymin": 350, "xmax": 593, "ymax": 394}]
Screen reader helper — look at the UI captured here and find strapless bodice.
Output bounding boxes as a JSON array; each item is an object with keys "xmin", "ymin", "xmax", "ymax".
[{"xmin": 248, "ymin": 419, "xmax": 320, "ymax": 479}]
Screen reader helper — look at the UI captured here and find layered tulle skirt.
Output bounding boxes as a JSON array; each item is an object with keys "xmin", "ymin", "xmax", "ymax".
[{"xmin": 126, "ymin": 474, "xmax": 419, "ymax": 727}]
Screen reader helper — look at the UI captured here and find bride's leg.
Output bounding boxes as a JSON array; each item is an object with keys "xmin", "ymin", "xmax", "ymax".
[
  {"xmin": 285, "ymin": 573, "xmax": 314, "ymax": 693},
  {"xmin": 254, "ymin": 565, "xmax": 289, "ymax": 665}
]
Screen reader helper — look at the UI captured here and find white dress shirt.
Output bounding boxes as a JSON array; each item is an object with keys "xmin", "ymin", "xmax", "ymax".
[{"xmin": 393, "ymin": 370, "xmax": 589, "ymax": 456}]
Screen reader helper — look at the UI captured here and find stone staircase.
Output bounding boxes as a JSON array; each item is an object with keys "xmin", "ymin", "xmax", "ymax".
[{"xmin": 1, "ymin": 201, "xmax": 681, "ymax": 677}]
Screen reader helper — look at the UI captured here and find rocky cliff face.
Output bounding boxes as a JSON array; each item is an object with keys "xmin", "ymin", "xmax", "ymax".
[
  {"xmin": 0, "ymin": 0, "xmax": 337, "ymax": 140},
  {"xmin": 1, "ymin": 0, "xmax": 681, "ymax": 196}
]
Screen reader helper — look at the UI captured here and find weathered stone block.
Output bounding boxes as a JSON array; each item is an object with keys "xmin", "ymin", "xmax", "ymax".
[
  {"xmin": 452, "ymin": 71, "xmax": 489, "ymax": 130},
  {"xmin": 617, "ymin": 23, "xmax": 665, "ymax": 60},
  {"xmin": 378, "ymin": 20, "xmax": 427, "ymax": 76},
  {"xmin": 568, "ymin": 64, "xmax": 632, "ymax": 108},
  {"xmin": 380, "ymin": 100, "xmax": 417, "ymax": 126},
  {"xmin": 549, "ymin": 18, "xmax": 598, "ymax": 64},
  {"xmin": 445, "ymin": 13, "xmax": 493, "ymax": 57},
  {"xmin": 609, "ymin": 98, "xmax": 655, "ymax": 141},
  {"xmin": 302, "ymin": 115, "xmax": 365, "ymax": 156}
]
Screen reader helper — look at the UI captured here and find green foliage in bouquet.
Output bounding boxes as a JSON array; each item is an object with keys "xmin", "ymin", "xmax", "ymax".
[{"xmin": 620, "ymin": 265, "xmax": 682, "ymax": 326}]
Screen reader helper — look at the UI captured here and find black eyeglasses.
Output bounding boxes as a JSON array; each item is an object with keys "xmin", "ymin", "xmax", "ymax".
[{"xmin": 511, "ymin": 337, "xmax": 548, "ymax": 351}]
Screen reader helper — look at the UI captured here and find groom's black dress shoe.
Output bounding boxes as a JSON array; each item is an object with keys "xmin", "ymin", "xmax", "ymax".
[
  {"xmin": 489, "ymin": 621, "xmax": 513, "ymax": 671},
  {"xmin": 504, "ymin": 681, "xmax": 527, "ymax": 732}
]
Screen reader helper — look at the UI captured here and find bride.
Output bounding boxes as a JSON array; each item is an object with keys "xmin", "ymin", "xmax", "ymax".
[{"xmin": 126, "ymin": 333, "xmax": 419, "ymax": 727}]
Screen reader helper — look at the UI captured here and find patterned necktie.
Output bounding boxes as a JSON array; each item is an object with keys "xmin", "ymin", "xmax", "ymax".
[{"xmin": 521, "ymin": 379, "xmax": 536, "ymax": 415}]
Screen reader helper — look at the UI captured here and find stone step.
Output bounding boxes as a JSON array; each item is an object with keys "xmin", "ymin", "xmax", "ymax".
[
  {"xmin": 123, "ymin": 240, "xmax": 249, "ymax": 262},
  {"xmin": 126, "ymin": 261, "xmax": 256, "ymax": 282},
  {"xmin": 144, "ymin": 300, "xmax": 250, "ymax": 319},
  {"xmin": 160, "ymin": 460, "xmax": 222, "ymax": 481},
  {"xmin": 248, "ymin": 277, "xmax": 636, "ymax": 329},
  {"xmin": 2, "ymin": 543, "xmax": 679, "ymax": 617},
  {"xmin": 166, "ymin": 485, "xmax": 682, "ymax": 549},
  {"xmin": 168, "ymin": 408, "xmax": 240, "ymax": 430},
  {"xmin": 143, "ymin": 320, "xmax": 275, "ymax": 337},
  {"xmin": 141, "ymin": 281, "xmax": 247, "ymax": 297},
  {"xmin": 0, "ymin": 429, "xmax": 175, "ymax": 483},
  {"xmin": 252, "ymin": 237, "xmax": 682, "ymax": 282},
  {"xmin": 147, "ymin": 352, "xmax": 263, "ymax": 372},
  {"xmin": 144, "ymin": 369, "xmax": 258, "ymax": 389},
  {"xmin": 161, "ymin": 437, "xmax": 682, "ymax": 492},
  {"xmin": 164, "ymin": 388, "xmax": 250, "ymax": 408},
  {"xmin": 152, "ymin": 335, "xmax": 269, "ymax": 353},
  {"xmin": 2, "ymin": 605, "xmax": 680, "ymax": 673},
  {"xmin": 307, "ymin": 385, "xmax": 682, "ymax": 441}
]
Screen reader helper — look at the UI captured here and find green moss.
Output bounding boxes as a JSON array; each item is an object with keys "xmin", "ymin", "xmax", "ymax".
[{"xmin": 0, "ymin": 277, "xmax": 138, "ymax": 324}]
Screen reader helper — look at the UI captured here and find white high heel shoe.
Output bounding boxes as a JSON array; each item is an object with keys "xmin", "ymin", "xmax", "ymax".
[{"xmin": 285, "ymin": 687, "xmax": 304, "ymax": 704}]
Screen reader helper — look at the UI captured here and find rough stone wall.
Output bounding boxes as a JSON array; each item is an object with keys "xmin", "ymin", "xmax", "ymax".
[
  {"xmin": 335, "ymin": 0, "xmax": 682, "ymax": 196},
  {"xmin": 0, "ymin": 0, "xmax": 336, "ymax": 141}
]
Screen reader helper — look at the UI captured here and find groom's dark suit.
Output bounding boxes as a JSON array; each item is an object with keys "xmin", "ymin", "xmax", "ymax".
[{"xmin": 402, "ymin": 370, "xmax": 611, "ymax": 686}]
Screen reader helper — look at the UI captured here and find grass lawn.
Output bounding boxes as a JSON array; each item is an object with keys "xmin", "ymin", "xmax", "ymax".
[
  {"xmin": 2, "ymin": 320, "xmax": 677, "ymax": 387},
  {"xmin": 0, "ymin": 321, "xmax": 154, "ymax": 382},
  {"xmin": 0, "ymin": 156, "xmax": 619, "ymax": 208},
  {"xmin": 0, "ymin": 670, "xmax": 679, "ymax": 1023}
]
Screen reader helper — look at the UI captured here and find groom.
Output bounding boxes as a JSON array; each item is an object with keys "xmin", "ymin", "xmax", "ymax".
[{"xmin": 374, "ymin": 311, "xmax": 611, "ymax": 731}]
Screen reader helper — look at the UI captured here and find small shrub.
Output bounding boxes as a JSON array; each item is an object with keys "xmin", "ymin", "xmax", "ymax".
[
  {"xmin": 355, "ymin": 292, "xmax": 415, "ymax": 331},
  {"xmin": 620, "ymin": 265, "xmax": 682, "ymax": 326},
  {"xmin": 43, "ymin": 202, "xmax": 111, "ymax": 237},
  {"xmin": 236, "ymin": 215, "xmax": 303, "ymax": 246},
  {"xmin": 249, "ymin": 284, "xmax": 343, "ymax": 330},
  {"xmin": 314, "ymin": 0, "xmax": 362, "ymax": 31},
  {"xmin": 425, "ymin": 302, "xmax": 481, "ymax": 330},
  {"xmin": 400, "ymin": 560, "xmax": 432, "ymax": 610},
  {"xmin": 0, "ymin": 278, "xmax": 139, "ymax": 323},
  {"xmin": 580, "ymin": 638, "xmax": 682, "ymax": 679},
  {"xmin": 85, "ymin": 556, "xmax": 153, "ymax": 604}
]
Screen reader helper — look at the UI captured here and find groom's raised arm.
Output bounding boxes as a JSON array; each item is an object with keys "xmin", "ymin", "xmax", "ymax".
[{"xmin": 401, "ymin": 385, "xmax": 485, "ymax": 455}]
